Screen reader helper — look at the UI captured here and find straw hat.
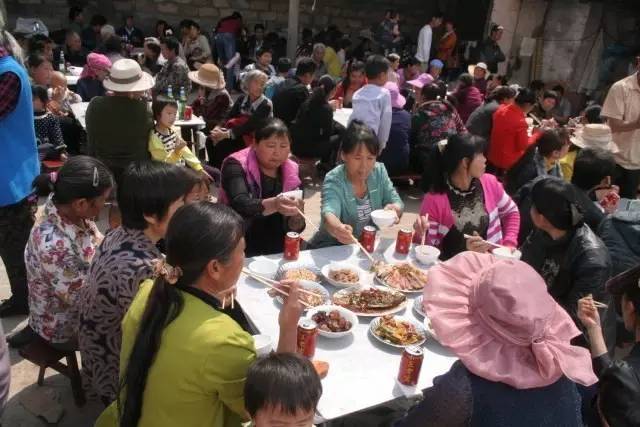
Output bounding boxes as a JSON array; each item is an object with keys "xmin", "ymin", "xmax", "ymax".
[
  {"xmin": 468, "ymin": 62, "xmax": 490, "ymax": 79},
  {"xmin": 570, "ymin": 124, "xmax": 619, "ymax": 153},
  {"xmin": 103, "ymin": 59, "xmax": 154, "ymax": 92},
  {"xmin": 188, "ymin": 63, "xmax": 226, "ymax": 89},
  {"xmin": 423, "ymin": 252, "xmax": 598, "ymax": 389}
]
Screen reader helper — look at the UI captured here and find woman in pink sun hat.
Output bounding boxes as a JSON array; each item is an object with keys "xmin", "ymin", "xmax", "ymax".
[{"xmin": 396, "ymin": 251, "xmax": 597, "ymax": 427}]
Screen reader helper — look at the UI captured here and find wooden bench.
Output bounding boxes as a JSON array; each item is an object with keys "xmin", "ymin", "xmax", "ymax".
[{"xmin": 18, "ymin": 336, "xmax": 85, "ymax": 407}]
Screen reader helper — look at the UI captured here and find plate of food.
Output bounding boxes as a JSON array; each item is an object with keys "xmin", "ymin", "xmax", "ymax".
[
  {"xmin": 374, "ymin": 262, "xmax": 428, "ymax": 293},
  {"xmin": 369, "ymin": 315, "xmax": 427, "ymax": 348},
  {"xmin": 332, "ymin": 286, "xmax": 407, "ymax": 317},
  {"xmin": 321, "ymin": 263, "xmax": 362, "ymax": 288},
  {"xmin": 275, "ymin": 262, "xmax": 321, "ymax": 283},
  {"xmin": 272, "ymin": 279, "xmax": 330, "ymax": 308},
  {"xmin": 306, "ymin": 305, "xmax": 358, "ymax": 338}
]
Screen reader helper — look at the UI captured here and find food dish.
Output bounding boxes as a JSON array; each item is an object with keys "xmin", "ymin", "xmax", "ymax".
[
  {"xmin": 321, "ymin": 263, "xmax": 361, "ymax": 287},
  {"xmin": 369, "ymin": 315, "xmax": 427, "ymax": 348},
  {"xmin": 332, "ymin": 286, "xmax": 407, "ymax": 316},
  {"xmin": 375, "ymin": 262, "xmax": 428, "ymax": 292},
  {"xmin": 414, "ymin": 245, "xmax": 440, "ymax": 265},
  {"xmin": 282, "ymin": 268, "xmax": 318, "ymax": 282},
  {"xmin": 307, "ymin": 305, "xmax": 358, "ymax": 338},
  {"xmin": 273, "ymin": 280, "xmax": 330, "ymax": 308}
]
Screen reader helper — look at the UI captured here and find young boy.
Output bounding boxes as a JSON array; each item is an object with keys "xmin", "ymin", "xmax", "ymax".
[
  {"xmin": 349, "ymin": 55, "xmax": 392, "ymax": 150},
  {"xmin": 265, "ymin": 57, "xmax": 292, "ymax": 99},
  {"xmin": 245, "ymin": 353, "xmax": 322, "ymax": 427},
  {"xmin": 48, "ymin": 71, "xmax": 82, "ymax": 116},
  {"xmin": 32, "ymin": 85, "xmax": 66, "ymax": 161}
]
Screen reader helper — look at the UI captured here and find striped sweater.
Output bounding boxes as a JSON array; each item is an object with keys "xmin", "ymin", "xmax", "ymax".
[{"xmin": 416, "ymin": 174, "xmax": 520, "ymax": 248}]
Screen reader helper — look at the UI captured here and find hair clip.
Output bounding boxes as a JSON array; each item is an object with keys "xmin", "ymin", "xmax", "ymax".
[
  {"xmin": 153, "ymin": 259, "xmax": 183, "ymax": 285},
  {"xmin": 92, "ymin": 167, "xmax": 99, "ymax": 187}
]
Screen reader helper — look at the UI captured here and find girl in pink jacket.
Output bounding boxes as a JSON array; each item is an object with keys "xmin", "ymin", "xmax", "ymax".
[{"xmin": 413, "ymin": 134, "xmax": 520, "ymax": 259}]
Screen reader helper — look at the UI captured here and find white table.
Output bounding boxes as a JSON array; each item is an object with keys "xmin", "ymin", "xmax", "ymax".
[
  {"xmin": 70, "ymin": 101, "xmax": 88, "ymax": 129},
  {"xmin": 70, "ymin": 101, "xmax": 206, "ymax": 131},
  {"xmin": 333, "ymin": 107, "xmax": 352, "ymax": 128},
  {"xmin": 236, "ymin": 240, "xmax": 457, "ymax": 422}
]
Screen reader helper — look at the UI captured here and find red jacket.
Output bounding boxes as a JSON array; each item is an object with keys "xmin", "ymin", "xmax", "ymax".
[{"xmin": 488, "ymin": 103, "xmax": 533, "ymax": 170}]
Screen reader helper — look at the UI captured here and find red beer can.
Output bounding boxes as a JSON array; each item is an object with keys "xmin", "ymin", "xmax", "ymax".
[
  {"xmin": 297, "ymin": 319, "xmax": 318, "ymax": 358},
  {"xmin": 395, "ymin": 228, "xmax": 413, "ymax": 255},
  {"xmin": 184, "ymin": 105, "xmax": 193, "ymax": 121},
  {"xmin": 284, "ymin": 232, "xmax": 301, "ymax": 261},
  {"xmin": 398, "ymin": 345, "xmax": 424, "ymax": 386},
  {"xmin": 359, "ymin": 225, "xmax": 377, "ymax": 253}
]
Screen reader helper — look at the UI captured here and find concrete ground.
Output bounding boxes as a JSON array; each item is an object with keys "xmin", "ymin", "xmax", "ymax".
[{"xmin": 0, "ymin": 172, "xmax": 423, "ymax": 426}]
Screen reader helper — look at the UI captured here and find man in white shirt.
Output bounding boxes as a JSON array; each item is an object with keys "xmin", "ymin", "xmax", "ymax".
[
  {"xmin": 350, "ymin": 55, "xmax": 392, "ymax": 150},
  {"xmin": 602, "ymin": 56, "xmax": 640, "ymax": 199},
  {"xmin": 415, "ymin": 13, "xmax": 443, "ymax": 71}
]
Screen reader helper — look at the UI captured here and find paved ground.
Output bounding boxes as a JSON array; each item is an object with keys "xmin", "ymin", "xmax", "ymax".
[{"xmin": 0, "ymin": 171, "xmax": 423, "ymax": 426}]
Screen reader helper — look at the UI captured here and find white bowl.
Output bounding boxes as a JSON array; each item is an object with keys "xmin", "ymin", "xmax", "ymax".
[
  {"xmin": 252, "ymin": 334, "xmax": 273, "ymax": 356},
  {"xmin": 492, "ymin": 247, "xmax": 522, "ymax": 261},
  {"xmin": 371, "ymin": 209, "xmax": 397, "ymax": 228},
  {"xmin": 321, "ymin": 263, "xmax": 362, "ymax": 288},
  {"xmin": 280, "ymin": 189, "xmax": 303, "ymax": 200},
  {"xmin": 248, "ymin": 259, "xmax": 279, "ymax": 279},
  {"xmin": 414, "ymin": 245, "xmax": 440, "ymax": 265},
  {"xmin": 306, "ymin": 305, "xmax": 358, "ymax": 338}
]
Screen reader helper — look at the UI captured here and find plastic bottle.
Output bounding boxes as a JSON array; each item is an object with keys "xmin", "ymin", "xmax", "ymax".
[
  {"xmin": 58, "ymin": 51, "xmax": 66, "ymax": 73},
  {"xmin": 167, "ymin": 85, "xmax": 174, "ymax": 100},
  {"xmin": 178, "ymin": 86, "xmax": 187, "ymax": 120}
]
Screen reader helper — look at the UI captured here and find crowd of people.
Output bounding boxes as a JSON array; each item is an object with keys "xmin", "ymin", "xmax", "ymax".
[{"xmin": 0, "ymin": 5, "xmax": 639, "ymax": 427}]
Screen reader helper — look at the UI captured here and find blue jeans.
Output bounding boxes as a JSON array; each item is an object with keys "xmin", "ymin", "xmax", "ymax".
[{"xmin": 215, "ymin": 32, "xmax": 236, "ymax": 87}]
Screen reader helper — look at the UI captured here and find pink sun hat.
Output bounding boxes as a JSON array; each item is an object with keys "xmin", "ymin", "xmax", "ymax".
[
  {"xmin": 423, "ymin": 252, "xmax": 597, "ymax": 389},
  {"xmin": 384, "ymin": 81, "xmax": 406, "ymax": 109},
  {"xmin": 406, "ymin": 72, "xmax": 434, "ymax": 90}
]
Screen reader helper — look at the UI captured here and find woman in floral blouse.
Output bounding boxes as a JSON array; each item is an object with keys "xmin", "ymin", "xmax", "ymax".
[
  {"xmin": 79, "ymin": 161, "xmax": 196, "ymax": 405},
  {"xmin": 24, "ymin": 156, "xmax": 113, "ymax": 350}
]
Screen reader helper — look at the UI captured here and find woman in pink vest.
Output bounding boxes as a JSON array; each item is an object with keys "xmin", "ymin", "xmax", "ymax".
[
  {"xmin": 413, "ymin": 133, "xmax": 520, "ymax": 260},
  {"xmin": 219, "ymin": 118, "xmax": 305, "ymax": 256}
]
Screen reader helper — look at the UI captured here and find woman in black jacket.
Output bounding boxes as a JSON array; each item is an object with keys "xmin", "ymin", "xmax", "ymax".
[
  {"xmin": 291, "ymin": 75, "xmax": 342, "ymax": 170},
  {"xmin": 208, "ymin": 69, "xmax": 273, "ymax": 168}
]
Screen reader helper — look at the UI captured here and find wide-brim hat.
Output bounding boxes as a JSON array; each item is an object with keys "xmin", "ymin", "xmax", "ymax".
[
  {"xmin": 570, "ymin": 124, "xmax": 619, "ymax": 153},
  {"xmin": 468, "ymin": 62, "xmax": 490, "ymax": 79},
  {"xmin": 384, "ymin": 81, "xmax": 406, "ymax": 109},
  {"xmin": 188, "ymin": 63, "xmax": 226, "ymax": 89},
  {"xmin": 103, "ymin": 58, "xmax": 154, "ymax": 92},
  {"xmin": 423, "ymin": 252, "xmax": 598, "ymax": 389}
]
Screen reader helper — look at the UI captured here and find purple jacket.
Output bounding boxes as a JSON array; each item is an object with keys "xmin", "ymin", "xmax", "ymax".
[
  {"xmin": 453, "ymin": 85, "xmax": 484, "ymax": 124},
  {"xmin": 218, "ymin": 147, "xmax": 301, "ymax": 204}
]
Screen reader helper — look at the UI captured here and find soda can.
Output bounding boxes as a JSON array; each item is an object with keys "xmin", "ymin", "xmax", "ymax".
[
  {"xmin": 284, "ymin": 231, "xmax": 301, "ymax": 261},
  {"xmin": 359, "ymin": 225, "xmax": 377, "ymax": 253},
  {"xmin": 395, "ymin": 228, "xmax": 413, "ymax": 255},
  {"xmin": 297, "ymin": 318, "xmax": 318, "ymax": 358},
  {"xmin": 398, "ymin": 345, "xmax": 424, "ymax": 386},
  {"xmin": 184, "ymin": 105, "xmax": 193, "ymax": 121}
]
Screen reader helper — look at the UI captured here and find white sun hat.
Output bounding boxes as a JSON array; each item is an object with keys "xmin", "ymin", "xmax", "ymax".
[{"xmin": 103, "ymin": 59, "xmax": 154, "ymax": 93}]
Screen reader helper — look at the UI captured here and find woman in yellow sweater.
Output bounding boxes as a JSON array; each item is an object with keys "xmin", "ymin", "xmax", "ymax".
[{"xmin": 95, "ymin": 202, "xmax": 304, "ymax": 427}]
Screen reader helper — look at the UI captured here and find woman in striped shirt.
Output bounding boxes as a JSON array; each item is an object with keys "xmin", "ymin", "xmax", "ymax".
[{"xmin": 413, "ymin": 133, "xmax": 520, "ymax": 260}]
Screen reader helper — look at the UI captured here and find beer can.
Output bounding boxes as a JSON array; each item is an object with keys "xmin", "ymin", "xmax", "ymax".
[
  {"xmin": 184, "ymin": 105, "xmax": 193, "ymax": 121},
  {"xmin": 284, "ymin": 232, "xmax": 301, "ymax": 261},
  {"xmin": 398, "ymin": 345, "xmax": 424, "ymax": 386},
  {"xmin": 395, "ymin": 228, "xmax": 413, "ymax": 255},
  {"xmin": 359, "ymin": 225, "xmax": 377, "ymax": 253},
  {"xmin": 297, "ymin": 318, "xmax": 318, "ymax": 358}
]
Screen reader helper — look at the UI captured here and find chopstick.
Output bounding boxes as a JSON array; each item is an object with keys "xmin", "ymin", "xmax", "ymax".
[
  {"xmin": 463, "ymin": 234, "xmax": 504, "ymax": 250},
  {"xmin": 242, "ymin": 268, "xmax": 320, "ymax": 298},
  {"xmin": 421, "ymin": 214, "xmax": 429, "ymax": 246},
  {"xmin": 295, "ymin": 208, "xmax": 376, "ymax": 264},
  {"xmin": 586, "ymin": 294, "xmax": 608, "ymax": 309},
  {"xmin": 528, "ymin": 113, "xmax": 543, "ymax": 126},
  {"xmin": 241, "ymin": 269, "xmax": 312, "ymax": 307}
]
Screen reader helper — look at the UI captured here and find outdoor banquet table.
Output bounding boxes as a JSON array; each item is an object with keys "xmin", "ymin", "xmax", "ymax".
[
  {"xmin": 333, "ymin": 107, "xmax": 352, "ymax": 128},
  {"xmin": 236, "ymin": 238, "xmax": 458, "ymax": 422},
  {"xmin": 70, "ymin": 101, "xmax": 206, "ymax": 130}
]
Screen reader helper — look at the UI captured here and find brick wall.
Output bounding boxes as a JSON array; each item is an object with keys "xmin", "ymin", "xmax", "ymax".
[{"xmin": 5, "ymin": 0, "xmax": 443, "ymax": 42}]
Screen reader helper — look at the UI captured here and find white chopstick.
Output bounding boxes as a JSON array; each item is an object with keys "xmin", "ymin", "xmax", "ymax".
[
  {"xmin": 463, "ymin": 234, "xmax": 504, "ymax": 250},
  {"xmin": 296, "ymin": 208, "xmax": 320, "ymax": 233},
  {"xmin": 242, "ymin": 268, "xmax": 313, "ymax": 307}
]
